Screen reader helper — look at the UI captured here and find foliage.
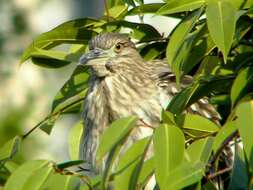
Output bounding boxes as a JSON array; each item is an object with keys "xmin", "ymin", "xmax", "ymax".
[{"xmin": 1, "ymin": 0, "xmax": 253, "ymax": 189}]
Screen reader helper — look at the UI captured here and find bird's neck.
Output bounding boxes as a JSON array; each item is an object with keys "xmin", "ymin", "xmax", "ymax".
[{"xmin": 83, "ymin": 78, "xmax": 111, "ymax": 129}]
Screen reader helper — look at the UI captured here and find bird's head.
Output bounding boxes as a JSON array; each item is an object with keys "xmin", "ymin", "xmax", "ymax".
[{"xmin": 78, "ymin": 33, "xmax": 142, "ymax": 78}]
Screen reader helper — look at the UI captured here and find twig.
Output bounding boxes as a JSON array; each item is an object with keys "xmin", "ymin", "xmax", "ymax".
[
  {"xmin": 22, "ymin": 117, "xmax": 49, "ymax": 139},
  {"xmin": 139, "ymin": 119, "xmax": 155, "ymax": 130},
  {"xmin": 207, "ymin": 166, "xmax": 233, "ymax": 179},
  {"xmin": 136, "ymin": 37, "xmax": 170, "ymax": 44},
  {"xmin": 103, "ymin": 0, "xmax": 110, "ymax": 22},
  {"xmin": 22, "ymin": 97, "xmax": 85, "ymax": 139}
]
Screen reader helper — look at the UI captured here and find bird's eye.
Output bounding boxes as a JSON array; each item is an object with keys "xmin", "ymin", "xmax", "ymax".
[{"xmin": 114, "ymin": 43, "xmax": 123, "ymax": 53}]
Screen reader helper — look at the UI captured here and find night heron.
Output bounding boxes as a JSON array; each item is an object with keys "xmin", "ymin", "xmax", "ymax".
[{"xmin": 79, "ymin": 33, "xmax": 221, "ymax": 177}]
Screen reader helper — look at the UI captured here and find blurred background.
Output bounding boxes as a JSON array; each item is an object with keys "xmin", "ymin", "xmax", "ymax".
[{"xmin": 0, "ymin": 0, "xmax": 178, "ymax": 163}]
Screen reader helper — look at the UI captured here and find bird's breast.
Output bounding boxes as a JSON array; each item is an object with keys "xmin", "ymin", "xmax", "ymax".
[{"xmin": 104, "ymin": 76, "xmax": 162, "ymax": 127}]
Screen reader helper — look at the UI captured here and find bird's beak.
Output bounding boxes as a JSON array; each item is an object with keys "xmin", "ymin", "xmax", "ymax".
[{"xmin": 78, "ymin": 48, "xmax": 112, "ymax": 66}]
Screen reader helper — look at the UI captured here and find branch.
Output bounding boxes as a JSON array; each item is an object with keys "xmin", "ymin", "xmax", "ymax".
[
  {"xmin": 103, "ymin": 0, "xmax": 110, "ymax": 22},
  {"xmin": 22, "ymin": 97, "xmax": 85, "ymax": 139},
  {"xmin": 207, "ymin": 166, "xmax": 233, "ymax": 179}
]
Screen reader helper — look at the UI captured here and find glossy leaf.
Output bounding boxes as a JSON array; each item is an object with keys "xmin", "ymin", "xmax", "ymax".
[
  {"xmin": 68, "ymin": 121, "xmax": 84, "ymax": 160},
  {"xmin": 21, "ymin": 18, "xmax": 97, "ymax": 64},
  {"xmin": 0, "ymin": 136, "xmax": 21, "ymax": 161},
  {"xmin": 114, "ymin": 137, "xmax": 150, "ymax": 190},
  {"xmin": 157, "ymin": 0, "xmax": 204, "ymax": 15},
  {"xmin": 108, "ymin": 5, "xmax": 128, "ymax": 18},
  {"xmin": 161, "ymin": 110, "xmax": 176, "ymax": 125},
  {"xmin": 167, "ymin": 75, "xmax": 234, "ymax": 114},
  {"xmin": 186, "ymin": 137, "xmax": 214, "ymax": 165},
  {"xmin": 183, "ymin": 114, "xmax": 220, "ymax": 134},
  {"xmin": 4, "ymin": 160, "xmax": 52, "ymax": 190},
  {"xmin": 231, "ymin": 67, "xmax": 253, "ymax": 107},
  {"xmin": 56, "ymin": 160, "xmax": 84, "ymax": 169},
  {"xmin": 166, "ymin": 8, "xmax": 202, "ymax": 83},
  {"xmin": 51, "ymin": 66, "xmax": 89, "ymax": 114},
  {"xmin": 164, "ymin": 162, "xmax": 204, "ymax": 189},
  {"xmin": 212, "ymin": 121, "xmax": 237, "ymax": 153},
  {"xmin": 107, "ymin": 0, "xmax": 125, "ymax": 8},
  {"xmin": 22, "ymin": 166, "xmax": 53, "ymax": 190},
  {"xmin": 183, "ymin": 29, "xmax": 216, "ymax": 74},
  {"xmin": 137, "ymin": 158, "xmax": 154, "ymax": 187},
  {"xmin": 96, "ymin": 116, "xmax": 138, "ymax": 161},
  {"xmin": 39, "ymin": 114, "xmax": 60, "ymax": 134},
  {"xmin": 140, "ymin": 42, "xmax": 167, "ymax": 61},
  {"xmin": 42, "ymin": 174, "xmax": 79, "ymax": 190},
  {"xmin": 153, "ymin": 124, "xmax": 185, "ymax": 189},
  {"xmin": 127, "ymin": 3, "xmax": 163, "ymax": 16},
  {"xmin": 236, "ymin": 101, "xmax": 253, "ymax": 170},
  {"xmin": 228, "ymin": 144, "xmax": 248, "ymax": 190},
  {"xmin": 206, "ymin": 0, "xmax": 237, "ymax": 61},
  {"xmin": 102, "ymin": 20, "xmax": 161, "ymax": 42}
]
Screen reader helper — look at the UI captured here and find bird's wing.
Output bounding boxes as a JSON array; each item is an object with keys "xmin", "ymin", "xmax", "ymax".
[{"xmin": 147, "ymin": 59, "xmax": 221, "ymax": 124}]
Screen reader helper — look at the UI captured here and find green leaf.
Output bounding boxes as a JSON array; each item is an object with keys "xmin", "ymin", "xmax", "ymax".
[
  {"xmin": 29, "ymin": 48, "xmax": 80, "ymax": 62},
  {"xmin": 31, "ymin": 57, "xmax": 71, "ymax": 68},
  {"xmin": 21, "ymin": 18, "xmax": 97, "ymax": 64},
  {"xmin": 39, "ymin": 114, "xmax": 60, "ymax": 134},
  {"xmin": 68, "ymin": 121, "xmax": 84, "ymax": 160},
  {"xmin": 157, "ymin": 0, "xmax": 204, "ymax": 15},
  {"xmin": 107, "ymin": 0, "xmax": 125, "ymax": 8},
  {"xmin": 3, "ymin": 161, "xmax": 19, "ymax": 173},
  {"xmin": 212, "ymin": 121, "xmax": 237, "ymax": 153},
  {"xmin": 166, "ymin": 8, "xmax": 203, "ymax": 83},
  {"xmin": 108, "ymin": 5, "xmax": 128, "ymax": 18},
  {"xmin": 22, "ymin": 166, "xmax": 53, "ymax": 190},
  {"xmin": 42, "ymin": 174, "xmax": 79, "ymax": 190},
  {"xmin": 102, "ymin": 21, "xmax": 161, "ymax": 42},
  {"xmin": 115, "ymin": 137, "xmax": 150, "ymax": 173},
  {"xmin": 186, "ymin": 137, "xmax": 214, "ymax": 165},
  {"xmin": 228, "ymin": 144, "xmax": 249, "ymax": 190},
  {"xmin": 236, "ymin": 101, "xmax": 253, "ymax": 170},
  {"xmin": 183, "ymin": 29, "xmax": 216, "ymax": 74},
  {"xmin": 124, "ymin": 0, "xmax": 136, "ymax": 7},
  {"xmin": 196, "ymin": 56, "xmax": 221, "ymax": 76},
  {"xmin": 183, "ymin": 114, "xmax": 220, "ymax": 135},
  {"xmin": 161, "ymin": 110, "xmax": 176, "ymax": 125},
  {"xmin": 231, "ymin": 67, "xmax": 253, "ymax": 107},
  {"xmin": 56, "ymin": 160, "xmax": 84, "ymax": 169},
  {"xmin": 79, "ymin": 175, "xmax": 101, "ymax": 190},
  {"xmin": 137, "ymin": 158, "xmax": 154, "ymax": 187},
  {"xmin": 167, "ymin": 75, "xmax": 234, "ymax": 114},
  {"xmin": 0, "ymin": 136, "xmax": 21, "ymax": 161},
  {"xmin": 114, "ymin": 137, "xmax": 151, "ymax": 190},
  {"xmin": 96, "ymin": 116, "xmax": 138, "ymax": 161},
  {"xmin": 127, "ymin": 3, "xmax": 164, "ymax": 16},
  {"xmin": 206, "ymin": 0, "xmax": 237, "ymax": 61},
  {"xmin": 51, "ymin": 66, "xmax": 89, "ymax": 114},
  {"xmin": 153, "ymin": 124, "xmax": 185, "ymax": 189},
  {"xmin": 140, "ymin": 42, "xmax": 167, "ymax": 61},
  {"xmin": 164, "ymin": 162, "xmax": 204, "ymax": 189},
  {"xmin": 4, "ymin": 160, "xmax": 52, "ymax": 190}
]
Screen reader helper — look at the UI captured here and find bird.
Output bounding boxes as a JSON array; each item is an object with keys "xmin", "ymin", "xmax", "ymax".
[{"xmin": 78, "ymin": 32, "xmax": 222, "ymax": 177}]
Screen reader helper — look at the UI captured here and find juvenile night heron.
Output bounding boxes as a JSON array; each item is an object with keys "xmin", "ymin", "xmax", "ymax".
[{"xmin": 79, "ymin": 33, "xmax": 221, "ymax": 175}]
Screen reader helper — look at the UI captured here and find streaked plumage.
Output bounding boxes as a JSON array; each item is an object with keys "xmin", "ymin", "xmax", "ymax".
[{"xmin": 79, "ymin": 33, "xmax": 221, "ymax": 175}]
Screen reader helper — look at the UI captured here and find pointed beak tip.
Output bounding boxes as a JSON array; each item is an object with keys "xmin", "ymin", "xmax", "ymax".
[{"xmin": 78, "ymin": 48, "xmax": 110, "ymax": 66}]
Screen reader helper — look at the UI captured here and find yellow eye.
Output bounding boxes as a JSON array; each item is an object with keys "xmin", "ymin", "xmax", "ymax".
[{"xmin": 114, "ymin": 43, "xmax": 123, "ymax": 53}]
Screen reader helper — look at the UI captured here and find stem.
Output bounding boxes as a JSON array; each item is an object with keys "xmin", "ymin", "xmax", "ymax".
[
  {"xmin": 22, "ymin": 97, "xmax": 85, "ymax": 139},
  {"xmin": 22, "ymin": 117, "xmax": 49, "ymax": 139},
  {"xmin": 103, "ymin": 0, "xmax": 110, "ymax": 22},
  {"xmin": 207, "ymin": 166, "xmax": 233, "ymax": 179}
]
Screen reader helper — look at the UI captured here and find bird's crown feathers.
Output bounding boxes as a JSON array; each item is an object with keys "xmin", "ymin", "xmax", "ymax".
[{"xmin": 89, "ymin": 33, "xmax": 135, "ymax": 50}]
